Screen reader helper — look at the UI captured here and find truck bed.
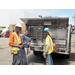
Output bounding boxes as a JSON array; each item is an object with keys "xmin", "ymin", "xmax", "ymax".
[{"xmin": 53, "ymin": 39, "xmax": 67, "ymax": 46}]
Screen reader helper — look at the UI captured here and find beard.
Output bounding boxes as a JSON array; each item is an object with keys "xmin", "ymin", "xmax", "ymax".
[{"xmin": 44, "ymin": 34, "xmax": 47, "ymax": 38}]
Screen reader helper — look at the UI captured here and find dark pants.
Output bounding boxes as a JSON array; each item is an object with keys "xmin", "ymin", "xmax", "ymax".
[{"xmin": 12, "ymin": 48, "xmax": 27, "ymax": 65}]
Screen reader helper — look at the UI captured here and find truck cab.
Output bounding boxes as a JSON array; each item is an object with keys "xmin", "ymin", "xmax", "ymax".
[{"xmin": 20, "ymin": 18, "xmax": 72, "ymax": 58}]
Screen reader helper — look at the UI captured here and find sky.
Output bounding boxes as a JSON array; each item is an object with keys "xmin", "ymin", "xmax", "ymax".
[{"xmin": 0, "ymin": 9, "xmax": 75, "ymax": 28}]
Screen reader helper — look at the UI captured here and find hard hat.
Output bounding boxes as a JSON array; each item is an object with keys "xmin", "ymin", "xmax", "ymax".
[
  {"xmin": 44, "ymin": 28, "xmax": 50, "ymax": 32},
  {"xmin": 15, "ymin": 23, "xmax": 22, "ymax": 28}
]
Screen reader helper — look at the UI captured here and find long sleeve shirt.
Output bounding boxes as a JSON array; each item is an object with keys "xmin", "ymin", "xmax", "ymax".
[{"xmin": 9, "ymin": 33, "xmax": 23, "ymax": 46}]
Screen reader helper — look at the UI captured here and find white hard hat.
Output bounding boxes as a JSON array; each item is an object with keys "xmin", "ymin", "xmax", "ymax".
[{"xmin": 15, "ymin": 23, "xmax": 22, "ymax": 28}]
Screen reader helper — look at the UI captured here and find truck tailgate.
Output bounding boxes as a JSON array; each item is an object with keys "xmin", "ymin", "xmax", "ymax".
[{"xmin": 53, "ymin": 40, "xmax": 66, "ymax": 46}]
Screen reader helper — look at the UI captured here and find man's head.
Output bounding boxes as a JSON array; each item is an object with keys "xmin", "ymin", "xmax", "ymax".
[
  {"xmin": 25, "ymin": 30, "xmax": 29, "ymax": 35},
  {"xmin": 44, "ymin": 31, "xmax": 49, "ymax": 37},
  {"xmin": 15, "ymin": 23, "xmax": 22, "ymax": 34},
  {"xmin": 44, "ymin": 27, "xmax": 53, "ymax": 38},
  {"xmin": 44, "ymin": 28, "xmax": 50, "ymax": 37}
]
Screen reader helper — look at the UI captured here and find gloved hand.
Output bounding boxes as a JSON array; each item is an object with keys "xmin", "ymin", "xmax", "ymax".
[{"xmin": 19, "ymin": 45, "xmax": 24, "ymax": 48}]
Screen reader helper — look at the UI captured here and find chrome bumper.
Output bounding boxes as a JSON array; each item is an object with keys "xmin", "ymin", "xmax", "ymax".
[
  {"xmin": 54, "ymin": 47, "xmax": 70, "ymax": 55},
  {"xmin": 55, "ymin": 52, "xmax": 70, "ymax": 55},
  {"xmin": 31, "ymin": 46, "xmax": 70, "ymax": 55}
]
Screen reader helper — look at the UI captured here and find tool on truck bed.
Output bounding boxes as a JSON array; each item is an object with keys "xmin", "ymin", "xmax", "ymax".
[{"xmin": 53, "ymin": 43, "xmax": 58, "ymax": 52}]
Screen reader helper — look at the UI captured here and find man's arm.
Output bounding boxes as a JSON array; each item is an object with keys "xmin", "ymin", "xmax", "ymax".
[
  {"xmin": 44, "ymin": 45, "xmax": 49, "ymax": 54},
  {"xmin": 12, "ymin": 44, "xmax": 20, "ymax": 47},
  {"xmin": 12, "ymin": 44, "xmax": 23, "ymax": 48},
  {"xmin": 23, "ymin": 40, "xmax": 29, "ymax": 45},
  {"xmin": 9, "ymin": 34, "xmax": 14, "ymax": 46},
  {"xmin": 43, "ymin": 38, "xmax": 50, "ymax": 54}
]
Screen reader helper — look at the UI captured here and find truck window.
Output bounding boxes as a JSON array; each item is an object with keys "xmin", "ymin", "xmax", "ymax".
[{"xmin": 28, "ymin": 26, "xmax": 43, "ymax": 40}]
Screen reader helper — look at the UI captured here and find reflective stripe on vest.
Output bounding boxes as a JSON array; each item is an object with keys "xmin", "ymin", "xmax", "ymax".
[
  {"xmin": 43, "ymin": 36, "xmax": 54, "ymax": 54},
  {"xmin": 13, "ymin": 32, "xmax": 21, "ymax": 44},
  {"xmin": 11, "ymin": 32, "xmax": 21, "ymax": 51},
  {"xmin": 47, "ymin": 37, "xmax": 52, "ymax": 52}
]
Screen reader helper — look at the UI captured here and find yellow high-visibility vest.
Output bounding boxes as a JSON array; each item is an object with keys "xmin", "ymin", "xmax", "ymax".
[
  {"xmin": 43, "ymin": 35, "xmax": 54, "ymax": 54},
  {"xmin": 11, "ymin": 32, "xmax": 21, "ymax": 52}
]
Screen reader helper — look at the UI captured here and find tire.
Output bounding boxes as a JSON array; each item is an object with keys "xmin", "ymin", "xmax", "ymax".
[
  {"xmin": 33, "ymin": 51, "xmax": 37, "ymax": 55},
  {"xmin": 37, "ymin": 51, "xmax": 43, "ymax": 57},
  {"xmin": 33, "ymin": 51, "xmax": 43, "ymax": 57},
  {"xmin": 65, "ymin": 55, "xmax": 70, "ymax": 58}
]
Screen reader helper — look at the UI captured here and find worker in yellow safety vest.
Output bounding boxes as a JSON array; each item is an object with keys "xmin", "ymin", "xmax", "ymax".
[
  {"xmin": 43, "ymin": 27, "xmax": 54, "ymax": 65},
  {"xmin": 9, "ymin": 23, "xmax": 29, "ymax": 65}
]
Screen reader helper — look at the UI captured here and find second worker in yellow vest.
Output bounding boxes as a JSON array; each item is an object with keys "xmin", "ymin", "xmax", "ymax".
[{"xmin": 43, "ymin": 27, "xmax": 54, "ymax": 65}]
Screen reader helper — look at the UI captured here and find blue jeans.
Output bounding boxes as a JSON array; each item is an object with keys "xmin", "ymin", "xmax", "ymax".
[
  {"xmin": 12, "ymin": 48, "xmax": 27, "ymax": 65},
  {"xmin": 46, "ymin": 54, "xmax": 53, "ymax": 65}
]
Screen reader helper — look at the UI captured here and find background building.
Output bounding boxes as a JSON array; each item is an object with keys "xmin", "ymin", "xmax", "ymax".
[{"xmin": 9, "ymin": 10, "xmax": 40, "ymax": 34}]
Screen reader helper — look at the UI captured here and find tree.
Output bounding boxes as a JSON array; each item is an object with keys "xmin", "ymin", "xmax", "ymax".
[
  {"xmin": 8, "ymin": 27, "xmax": 9, "ymax": 29},
  {"xmin": 0, "ymin": 26, "xmax": 6, "ymax": 29}
]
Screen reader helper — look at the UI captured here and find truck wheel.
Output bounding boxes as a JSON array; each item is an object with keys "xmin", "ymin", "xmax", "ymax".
[
  {"xmin": 65, "ymin": 55, "xmax": 70, "ymax": 58},
  {"xmin": 33, "ymin": 51, "xmax": 37, "ymax": 55},
  {"xmin": 37, "ymin": 51, "xmax": 43, "ymax": 57}
]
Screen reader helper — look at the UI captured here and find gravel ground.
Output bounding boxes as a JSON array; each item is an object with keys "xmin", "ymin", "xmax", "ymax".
[
  {"xmin": 0, "ymin": 38, "xmax": 9, "ymax": 49},
  {"xmin": 0, "ymin": 34, "xmax": 75, "ymax": 65}
]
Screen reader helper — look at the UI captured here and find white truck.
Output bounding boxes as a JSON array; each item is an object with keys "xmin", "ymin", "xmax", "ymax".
[{"xmin": 20, "ymin": 17, "xmax": 72, "ymax": 58}]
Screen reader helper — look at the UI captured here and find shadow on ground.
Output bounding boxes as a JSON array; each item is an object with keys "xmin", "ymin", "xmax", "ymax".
[{"xmin": 28, "ymin": 52, "xmax": 72, "ymax": 65}]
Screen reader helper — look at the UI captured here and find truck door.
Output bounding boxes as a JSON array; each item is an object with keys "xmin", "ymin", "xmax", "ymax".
[{"xmin": 27, "ymin": 25, "xmax": 44, "ymax": 46}]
